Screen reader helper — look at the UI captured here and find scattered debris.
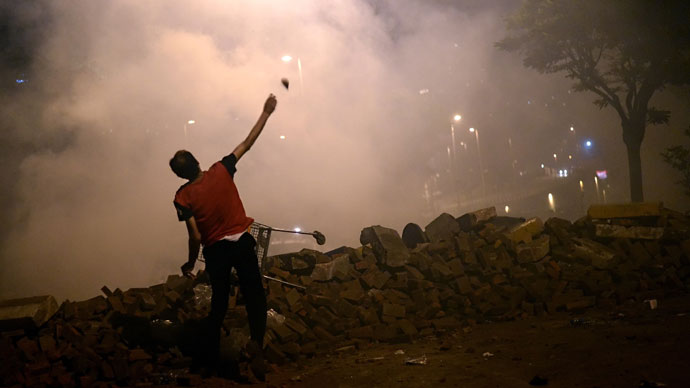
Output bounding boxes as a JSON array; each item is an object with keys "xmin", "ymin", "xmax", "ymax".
[
  {"xmin": 639, "ymin": 380, "xmax": 667, "ymax": 387},
  {"xmin": 1, "ymin": 203, "xmax": 689, "ymax": 386},
  {"xmin": 404, "ymin": 355, "xmax": 427, "ymax": 365},
  {"xmin": 645, "ymin": 299, "xmax": 658, "ymax": 310}
]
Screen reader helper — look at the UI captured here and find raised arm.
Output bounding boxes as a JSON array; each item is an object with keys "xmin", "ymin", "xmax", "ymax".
[{"xmin": 232, "ymin": 94, "xmax": 277, "ymax": 161}]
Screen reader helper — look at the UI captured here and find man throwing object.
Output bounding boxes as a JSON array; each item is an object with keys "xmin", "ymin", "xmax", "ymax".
[{"xmin": 169, "ymin": 93, "xmax": 277, "ymax": 380}]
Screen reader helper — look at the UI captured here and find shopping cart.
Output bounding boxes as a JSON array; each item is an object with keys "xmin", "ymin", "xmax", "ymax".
[
  {"xmin": 248, "ymin": 222, "xmax": 326, "ymax": 272},
  {"xmin": 197, "ymin": 222, "xmax": 325, "ymax": 289}
]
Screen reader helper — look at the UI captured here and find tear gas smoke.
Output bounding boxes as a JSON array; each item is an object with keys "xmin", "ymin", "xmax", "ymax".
[{"xmin": 1, "ymin": 0, "xmax": 687, "ymax": 301}]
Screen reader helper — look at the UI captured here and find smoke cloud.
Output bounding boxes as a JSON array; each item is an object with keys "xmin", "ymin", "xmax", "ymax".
[{"xmin": 1, "ymin": 0, "xmax": 688, "ymax": 301}]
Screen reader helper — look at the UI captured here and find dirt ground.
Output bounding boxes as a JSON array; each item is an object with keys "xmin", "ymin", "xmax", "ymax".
[{"xmin": 199, "ymin": 294, "xmax": 690, "ymax": 388}]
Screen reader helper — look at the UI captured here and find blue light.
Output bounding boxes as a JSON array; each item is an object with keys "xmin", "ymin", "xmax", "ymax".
[
  {"xmin": 16, "ymin": 79, "xmax": 26, "ymax": 84},
  {"xmin": 585, "ymin": 140, "xmax": 592, "ymax": 148}
]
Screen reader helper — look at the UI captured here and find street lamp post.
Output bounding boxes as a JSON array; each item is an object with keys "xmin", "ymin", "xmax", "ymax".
[
  {"xmin": 469, "ymin": 127, "xmax": 486, "ymax": 197},
  {"xmin": 450, "ymin": 114, "xmax": 461, "ymax": 207}
]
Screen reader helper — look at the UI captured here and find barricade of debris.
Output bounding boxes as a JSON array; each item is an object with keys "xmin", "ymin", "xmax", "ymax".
[{"xmin": 1, "ymin": 202, "xmax": 689, "ymax": 386}]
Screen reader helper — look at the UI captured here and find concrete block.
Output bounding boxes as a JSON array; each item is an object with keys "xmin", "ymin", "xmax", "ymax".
[
  {"xmin": 382, "ymin": 303, "xmax": 406, "ymax": 318},
  {"xmin": 425, "ymin": 213, "xmax": 460, "ymax": 243},
  {"xmin": 432, "ymin": 316, "xmax": 460, "ymax": 331},
  {"xmin": 273, "ymin": 323, "xmax": 299, "ymax": 343},
  {"xmin": 430, "ymin": 261, "xmax": 453, "ymax": 279},
  {"xmin": 457, "ymin": 207, "xmax": 497, "ymax": 231},
  {"xmin": 285, "ymin": 288, "xmax": 302, "ymax": 309},
  {"xmin": 456, "ymin": 276, "xmax": 472, "ymax": 294},
  {"xmin": 373, "ymin": 271, "xmax": 392, "ymax": 289},
  {"xmin": 397, "ymin": 319, "xmax": 418, "ymax": 336},
  {"xmin": 572, "ymin": 238, "xmax": 619, "ymax": 269},
  {"xmin": 358, "ymin": 307, "xmax": 381, "ymax": 326},
  {"xmin": 340, "ymin": 280, "xmax": 366, "ymax": 302},
  {"xmin": 405, "ymin": 265, "xmax": 426, "ymax": 280},
  {"xmin": 360, "ymin": 225, "xmax": 410, "ymax": 268},
  {"xmin": 16, "ymin": 337, "xmax": 40, "ymax": 360},
  {"xmin": 595, "ymin": 224, "xmax": 664, "ymax": 240},
  {"xmin": 373, "ymin": 324, "xmax": 399, "ymax": 341},
  {"xmin": 507, "ymin": 218, "xmax": 544, "ymax": 244},
  {"xmin": 0, "ymin": 295, "xmax": 59, "ymax": 331},
  {"xmin": 311, "ymin": 254, "xmax": 352, "ymax": 282},
  {"xmin": 515, "ymin": 235, "xmax": 550, "ymax": 263},
  {"xmin": 588, "ymin": 202, "xmax": 662, "ymax": 219},
  {"xmin": 447, "ymin": 259, "xmax": 465, "ymax": 276}
]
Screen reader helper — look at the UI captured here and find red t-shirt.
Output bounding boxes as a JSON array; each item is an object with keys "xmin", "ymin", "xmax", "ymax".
[{"xmin": 173, "ymin": 153, "xmax": 254, "ymax": 246}]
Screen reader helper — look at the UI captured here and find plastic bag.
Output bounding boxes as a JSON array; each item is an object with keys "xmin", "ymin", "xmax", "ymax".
[{"xmin": 266, "ymin": 309, "xmax": 286, "ymax": 329}]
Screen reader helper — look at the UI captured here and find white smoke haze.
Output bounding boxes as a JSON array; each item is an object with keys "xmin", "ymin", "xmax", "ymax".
[{"xmin": 1, "ymin": 0, "xmax": 688, "ymax": 301}]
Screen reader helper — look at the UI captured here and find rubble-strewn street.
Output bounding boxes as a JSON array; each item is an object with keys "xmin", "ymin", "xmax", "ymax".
[{"xmin": 2, "ymin": 203, "xmax": 690, "ymax": 387}]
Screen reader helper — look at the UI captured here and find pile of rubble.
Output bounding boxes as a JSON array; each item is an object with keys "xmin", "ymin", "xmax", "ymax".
[{"xmin": 1, "ymin": 202, "xmax": 689, "ymax": 386}]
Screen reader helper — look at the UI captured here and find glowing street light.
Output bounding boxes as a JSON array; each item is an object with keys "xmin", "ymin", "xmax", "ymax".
[
  {"xmin": 585, "ymin": 140, "xmax": 593, "ymax": 148},
  {"xmin": 294, "ymin": 227, "xmax": 301, "ymax": 232},
  {"xmin": 187, "ymin": 120, "xmax": 195, "ymax": 124},
  {"xmin": 281, "ymin": 54, "xmax": 303, "ymax": 93},
  {"xmin": 548, "ymin": 193, "xmax": 555, "ymax": 212},
  {"xmin": 280, "ymin": 135, "xmax": 286, "ymax": 140},
  {"xmin": 570, "ymin": 126, "xmax": 574, "ymax": 132},
  {"xmin": 453, "ymin": 114, "xmax": 462, "ymax": 122}
]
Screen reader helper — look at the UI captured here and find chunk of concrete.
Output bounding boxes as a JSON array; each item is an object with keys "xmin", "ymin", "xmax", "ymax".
[
  {"xmin": 425, "ymin": 213, "xmax": 460, "ymax": 243},
  {"xmin": 507, "ymin": 217, "xmax": 544, "ymax": 244},
  {"xmin": 595, "ymin": 224, "xmax": 664, "ymax": 240},
  {"xmin": 310, "ymin": 254, "xmax": 352, "ymax": 282},
  {"xmin": 588, "ymin": 202, "xmax": 662, "ymax": 219},
  {"xmin": 515, "ymin": 235, "xmax": 550, "ymax": 263},
  {"xmin": 572, "ymin": 238, "xmax": 619, "ymax": 269},
  {"xmin": 456, "ymin": 207, "xmax": 497, "ymax": 231},
  {"xmin": 360, "ymin": 225, "xmax": 410, "ymax": 268},
  {"xmin": 0, "ymin": 295, "xmax": 59, "ymax": 331}
]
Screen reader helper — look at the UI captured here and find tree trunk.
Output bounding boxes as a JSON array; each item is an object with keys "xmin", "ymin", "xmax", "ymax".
[
  {"xmin": 622, "ymin": 114, "xmax": 647, "ymax": 203},
  {"xmin": 625, "ymin": 141, "xmax": 644, "ymax": 202},
  {"xmin": 625, "ymin": 138, "xmax": 644, "ymax": 202}
]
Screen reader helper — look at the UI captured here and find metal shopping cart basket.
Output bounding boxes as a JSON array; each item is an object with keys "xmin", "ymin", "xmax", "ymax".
[{"xmin": 197, "ymin": 222, "xmax": 325, "ymax": 289}]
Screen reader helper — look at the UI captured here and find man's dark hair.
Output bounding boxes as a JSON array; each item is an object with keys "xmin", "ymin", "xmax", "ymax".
[{"xmin": 169, "ymin": 150, "xmax": 200, "ymax": 180}]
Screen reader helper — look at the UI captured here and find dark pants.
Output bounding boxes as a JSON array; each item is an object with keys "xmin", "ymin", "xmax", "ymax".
[{"xmin": 201, "ymin": 233, "xmax": 267, "ymax": 366}]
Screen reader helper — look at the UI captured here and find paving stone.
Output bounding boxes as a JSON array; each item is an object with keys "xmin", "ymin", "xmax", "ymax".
[
  {"xmin": 360, "ymin": 225, "xmax": 410, "ymax": 268},
  {"xmin": 425, "ymin": 213, "xmax": 461, "ymax": 243},
  {"xmin": 0, "ymin": 295, "xmax": 59, "ymax": 331}
]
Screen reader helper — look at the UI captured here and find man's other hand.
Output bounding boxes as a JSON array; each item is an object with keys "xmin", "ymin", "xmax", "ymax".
[
  {"xmin": 263, "ymin": 94, "xmax": 277, "ymax": 114},
  {"xmin": 181, "ymin": 261, "xmax": 196, "ymax": 279}
]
